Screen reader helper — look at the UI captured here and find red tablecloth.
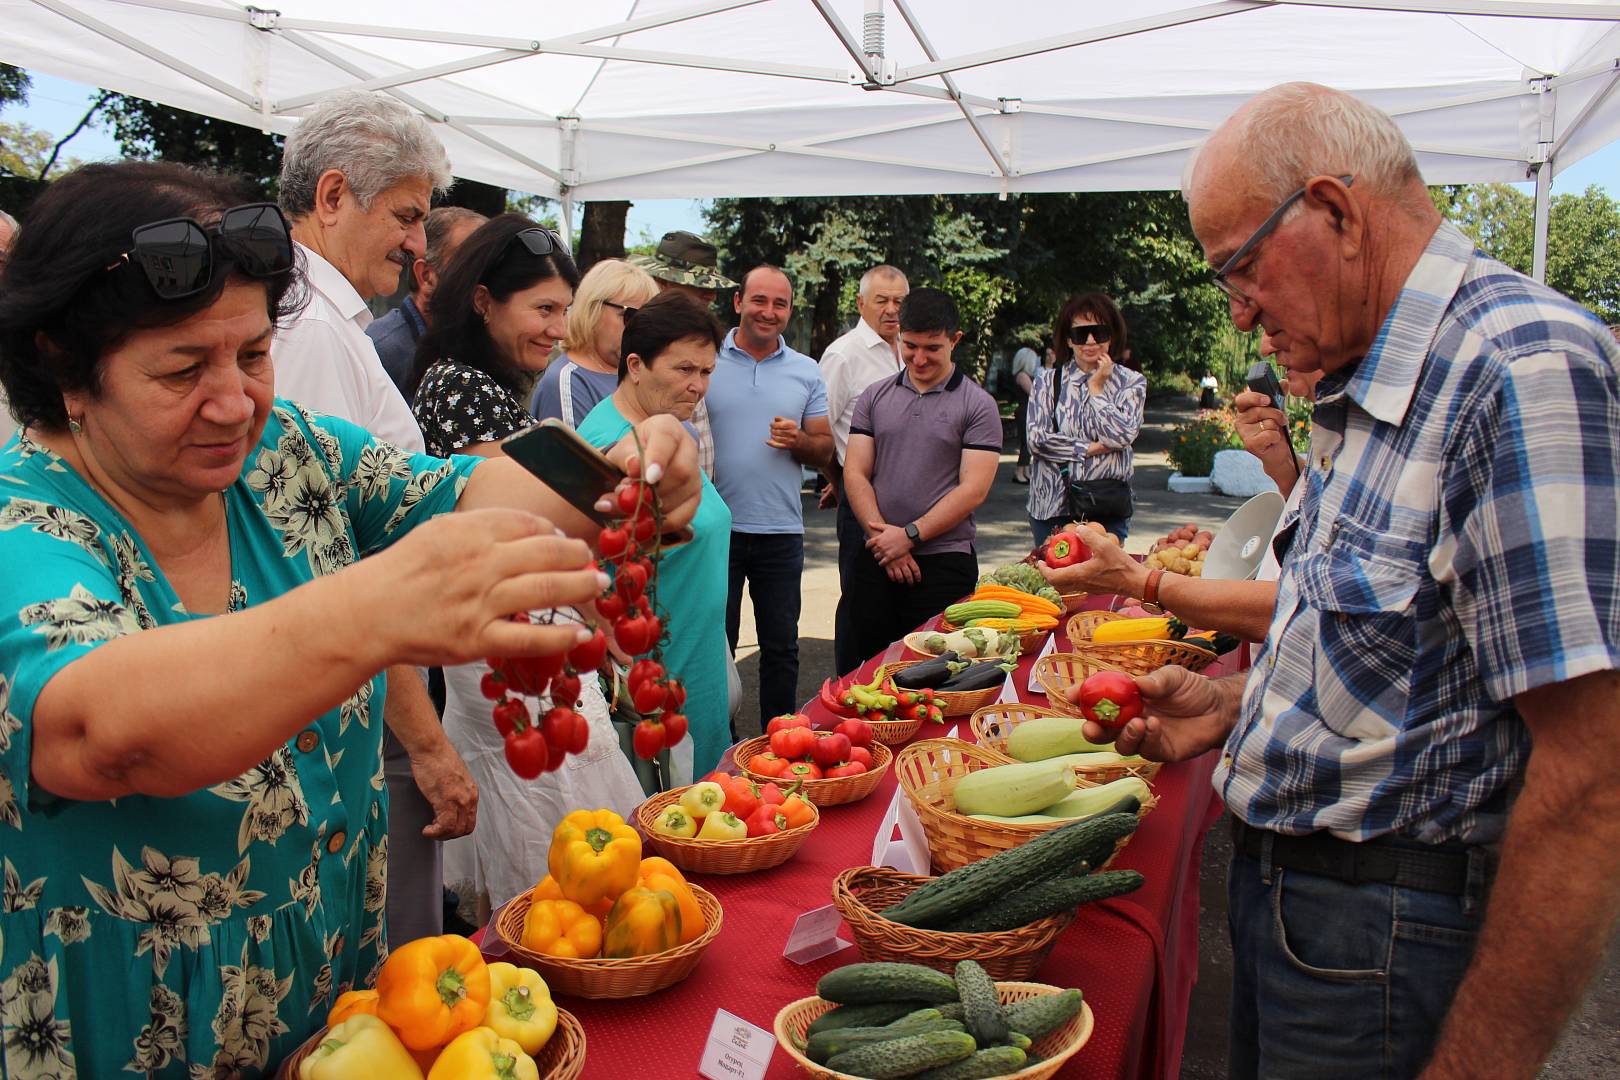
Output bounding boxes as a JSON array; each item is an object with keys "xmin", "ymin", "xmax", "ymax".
[{"xmin": 480, "ymin": 601, "xmax": 1231, "ymax": 1079}]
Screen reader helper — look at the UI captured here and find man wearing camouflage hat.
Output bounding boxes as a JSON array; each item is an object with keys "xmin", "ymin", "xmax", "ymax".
[{"xmin": 630, "ymin": 231, "xmax": 737, "ymax": 478}]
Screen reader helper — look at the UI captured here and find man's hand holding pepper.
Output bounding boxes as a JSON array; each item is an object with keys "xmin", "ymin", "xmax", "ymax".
[
  {"xmin": 1038, "ymin": 528, "xmax": 1148, "ymax": 599},
  {"xmin": 1068, "ymin": 665, "xmax": 1244, "ymax": 763}
]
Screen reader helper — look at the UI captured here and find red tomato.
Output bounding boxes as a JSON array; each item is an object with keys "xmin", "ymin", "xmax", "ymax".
[
  {"xmin": 503, "ymin": 728, "xmax": 548, "ymax": 778},
  {"xmin": 770, "ymin": 726, "xmax": 815, "ymax": 760},
  {"xmin": 614, "ymin": 615, "xmax": 656, "ymax": 655},
  {"xmin": 596, "ymin": 591, "xmax": 627, "ymax": 622},
  {"xmin": 632, "ymin": 680, "xmax": 668, "ymax": 714},
  {"xmin": 632, "ymin": 719, "xmax": 665, "ymax": 760},
  {"xmin": 616, "ymin": 559, "xmax": 651, "ymax": 602},
  {"xmin": 491, "ymin": 698, "xmax": 528, "ymax": 738},
  {"xmin": 1076, "ymin": 670, "xmax": 1144, "ymax": 730},
  {"xmin": 479, "ymin": 671, "xmax": 508, "ymax": 701},
  {"xmin": 550, "ymin": 671, "xmax": 581, "ymax": 708},
  {"xmin": 811, "ymin": 732, "xmax": 851, "ymax": 768},
  {"xmin": 567, "ymin": 628, "xmax": 608, "ymax": 673},
  {"xmin": 628, "ymin": 659, "xmax": 665, "ymax": 692},
  {"xmin": 598, "ymin": 525, "xmax": 630, "ymax": 562},
  {"xmin": 664, "ymin": 679, "xmax": 687, "ymax": 711},
  {"xmin": 660, "ymin": 711, "xmax": 689, "ymax": 748}
]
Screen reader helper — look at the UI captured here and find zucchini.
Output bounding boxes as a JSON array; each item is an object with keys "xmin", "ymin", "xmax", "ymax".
[
  {"xmin": 1005, "ymin": 716, "xmax": 1119, "ymax": 761},
  {"xmin": 951, "ymin": 760, "xmax": 1075, "ymax": 817},
  {"xmin": 825, "ymin": 1030, "xmax": 977, "ymax": 1079},
  {"xmin": 953, "ymin": 960, "xmax": 1008, "ymax": 1045},
  {"xmin": 1004, "ymin": 988, "xmax": 1084, "ymax": 1041},
  {"xmin": 937, "ymin": 870, "xmax": 1146, "ymax": 933},
  {"xmin": 912, "ymin": 1046, "xmax": 1028, "ymax": 1080},
  {"xmin": 966, "ymin": 780, "xmax": 1145, "ymax": 825},
  {"xmin": 817, "ymin": 963, "xmax": 959, "ymax": 1006},
  {"xmin": 805, "ymin": 1018, "xmax": 964, "ymax": 1064},
  {"xmin": 944, "ymin": 599, "xmax": 1021, "ymax": 624},
  {"xmin": 882, "ymin": 814, "xmax": 1139, "ymax": 929},
  {"xmin": 807, "ymin": 1001, "xmax": 936, "ymax": 1036}
]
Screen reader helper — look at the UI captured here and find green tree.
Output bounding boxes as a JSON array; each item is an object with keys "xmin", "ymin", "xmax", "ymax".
[
  {"xmin": 99, "ymin": 93, "xmax": 283, "ymax": 195},
  {"xmin": 0, "ymin": 64, "xmax": 29, "ymax": 108}
]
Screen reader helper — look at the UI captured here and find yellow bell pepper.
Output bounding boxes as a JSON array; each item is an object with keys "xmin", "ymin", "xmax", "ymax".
[
  {"xmin": 530, "ymin": 874, "xmax": 613, "ymax": 919},
  {"xmin": 300, "ymin": 1014, "xmax": 424, "ymax": 1080},
  {"xmin": 548, "ymin": 809, "xmax": 642, "ymax": 909},
  {"xmin": 638, "ymin": 857, "xmax": 705, "ymax": 945},
  {"xmin": 483, "ymin": 962, "xmax": 557, "ymax": 1056},
  {"xmin": 521, "ymin": 898, "xmax": 603, "ymax": 959},
  {"xmin": 427, "ymin": 1026, "xmax": 540, "ymax": 1080},
  {"xmin": 327, "ymin": 988, "xmax": 380, "ymax": 1027},
  {"xmin": 603, "ymin": 886, "xmax": 681, "ymax": 958},
  {"xmin": 376, "ymin": 934, "xmax": 492, "ymax": 1051}
]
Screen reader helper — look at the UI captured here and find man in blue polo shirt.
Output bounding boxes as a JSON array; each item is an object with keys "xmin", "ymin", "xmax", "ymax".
[
  {"xmin": 707, "ymin": 265, "xmax": 833, "ymax": 725},
  {"xmin": 841, "ymin": 288, "xmax": 1002, "ymax": 664}
]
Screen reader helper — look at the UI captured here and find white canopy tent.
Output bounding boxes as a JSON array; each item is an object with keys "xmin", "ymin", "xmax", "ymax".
[{"xmin": 4, "ymin": 0, "xmax": 1618, "ymax": 277}]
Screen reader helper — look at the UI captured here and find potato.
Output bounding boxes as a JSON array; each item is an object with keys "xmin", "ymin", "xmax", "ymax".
[
  {"xmin": 1172, "ymin": 557, "xmax": 1192, "ymax": 574},
  {"xmin": 1189, "ymin": 564, "xmax": 1203, "ymax": 577},
  {"xmin": 1182, "ymin": 543, "xmax": 1201, "ymax": 559},
  {"xmin": 1195, "ymin": 537, "xmax": 1211, "ymax": 550},
  {"xmin": 1195, "ymin": 530, "xmax": 1214, "ymax": 543},
  {"xmin": 1146, "ymin": 553, "xmax": 1162, "ymax": 569},
  {"xmin": 1082, "ymin": 521, "xmax": 1107, "ymax": 533}
]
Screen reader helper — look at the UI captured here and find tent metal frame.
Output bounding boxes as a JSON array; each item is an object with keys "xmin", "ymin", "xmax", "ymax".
[{"xmin": 16, "ymin": 0, "xmax": 1620, "ymax": 274}]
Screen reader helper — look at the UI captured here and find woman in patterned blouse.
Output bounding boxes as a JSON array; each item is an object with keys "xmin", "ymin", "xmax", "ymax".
[
  {"xmin": 409, "ymin": 215, "xmax": 651, "ymax": 925},
  {"xmin": 1024, "ymin": 291, "xmax": 1147, "ymax": 545},
  {"xmin": 0, "ymin": 165, "xmax": 701, "ymax": 1078}
]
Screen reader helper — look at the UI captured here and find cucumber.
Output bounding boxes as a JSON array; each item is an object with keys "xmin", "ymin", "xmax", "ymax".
[
  {"xmin": 807, "ymin": 1001, "xmax": 936, "ymax": 1036},
  {"xmin": 817, "ymin": 963, "xmax": 959, "ymax": 1005},
  {"xmin": 912, "ymin": 1046, "xmax": 1028, "ymax": 1080},
  {"xmin": 1070, "ymin": 812, "xmax": 1141, "ymax": 871},
  {"xmin": 825, "ymin": 1030, "xmax": 977, "ymax": 1079},
  {"xmin": 805, "ymin": 1018, "xmax": 964, "ymax": 1064},
  {"xmin": 1005, "ymin": 715, "xmax": 1119, "ymax": 761},
  {"xmin": 953, "ymin": 960, "xmax": 1008, "ymax": 1045},
  {"xmin": 882, "ymin": 813, "xmax": 1139, "ymax": 929},
  {"xmin": 934, "ymin": 1002, "xmax": 966, "ymax": 1021},
  {"xmin": 1003, "ymin": 1032, "xmax": 1031, "ymax": 1050},
  {"xmin": 1004, "ymin": 988, "xmax": 1084, "ymax": 1041},
  {"xmin": 950, "ymin": 760, "xmax": 1075, "ymax": 817},
  {"xmin": 966, "ymin": 782, "xmax": 1141, "ymax": 825},
  {"xmin": 937, "ymin": 870, "xmax": 1146, "ymax": 933}
]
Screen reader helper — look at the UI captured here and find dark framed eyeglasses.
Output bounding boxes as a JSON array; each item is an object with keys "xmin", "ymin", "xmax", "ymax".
[
  {"xmin": 508, "ymin": 227, "xmax": 562, "ymax": 258},
  {"xmin": 1067, "ymin": 323, "xmax": 1112, "ymax": 346},
  {"xmin": 1211, "ymin": 174, "xmax": 1354, "ymax": 305},
  {"xmin": 106, "ymin": 203, "xmax": 293, "ymax": 300},
  {"xmin": 601, "ymin": 299, "xmax": 639, "ymax": 319}
]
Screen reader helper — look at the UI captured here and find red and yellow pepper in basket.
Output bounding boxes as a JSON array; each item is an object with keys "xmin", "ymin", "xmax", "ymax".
[
  {"xmin": 376, "ymin": 934, "xmax": 491, "ymax": 1051},
  {"xmin": 548, "ymin": 809, "xmax": 642, "ymax": 909},
  {"xmin": 327, "ymin": 988, "xmax": 380, "ymax": 1026},
  {"xmin": 638, "ymin": 856, "xmax": 705, "ymax": 944},
  {"xmin": 521, "ymin": 897, "xmax": 603, "ymax": 959},
  {"xmin": 427, "ymin": 1025, "xmax": 540, "ymax": 1080},
  {"xmin": 483, "ymin": 962, "xmax": 557, "ymax": 1055},
  {"xmin": 299, "ymin": 1013, "xmax": 424, "ymax": 1080},
  {"xmin": 529, "ymin": 873, "xmax": 613, "ymax": 919},
  {"xmin": 602, "ymin": 886, "xmax": 681, "ymax": 958}
]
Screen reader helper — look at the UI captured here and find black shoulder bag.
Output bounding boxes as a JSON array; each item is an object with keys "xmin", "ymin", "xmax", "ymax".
[{"xmin": 1052, "ymin": 364, "xmax": 1134, "ymax": 523}]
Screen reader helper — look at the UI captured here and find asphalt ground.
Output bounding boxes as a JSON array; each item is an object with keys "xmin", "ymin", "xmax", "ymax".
[{"xmin": 728, "ymin": 395, "xmax": 1619, "ymax": 1077}]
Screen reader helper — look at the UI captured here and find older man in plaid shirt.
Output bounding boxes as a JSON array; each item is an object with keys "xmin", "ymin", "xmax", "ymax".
[{"xmin": 1079, "ymin": 83, "xmax": 1620, "ymax": 1079}]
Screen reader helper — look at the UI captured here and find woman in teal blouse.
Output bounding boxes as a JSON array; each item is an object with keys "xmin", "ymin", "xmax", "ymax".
[
  {"xmin": 578, "ymin": 293, "xmax": 733, "ymax": 781},
  {"xmin": 0, "ymin": 161, "xmax": 701, "ymax": 1077}
]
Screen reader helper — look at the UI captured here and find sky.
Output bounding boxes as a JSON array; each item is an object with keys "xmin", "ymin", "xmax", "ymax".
[{"xmin": 8, "ymin": 71, "xmax": 1617, "ymax": 239}]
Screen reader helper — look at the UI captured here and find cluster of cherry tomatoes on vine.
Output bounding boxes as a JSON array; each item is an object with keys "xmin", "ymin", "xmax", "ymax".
[{"xmin": 484, "ymin": 478, "xmax": 689, "ymax": 778}]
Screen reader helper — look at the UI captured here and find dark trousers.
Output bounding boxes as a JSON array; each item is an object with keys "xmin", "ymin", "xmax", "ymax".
[
  {"xmin": 1013, "ymin": 392, "xmax": 1031, "ymax": 467},
  {"xmin": 725, "ymin": 531, "xmax": 804, "ymax": 725},
  {"xmin": 839, "ymin": 526, "xmax": 980, "ymax": 670},
  {"xmin": 833, "ymin": 501, "xmax": 869, "ymax": 676}
]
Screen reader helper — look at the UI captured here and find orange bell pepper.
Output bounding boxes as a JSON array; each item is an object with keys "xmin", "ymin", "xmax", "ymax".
[
  {"xmin": 778, "ymin": 788, "xmax": 815, "ymax": 830},
  {"xmin": 530, "ymin": 874, "xmax": 613, "ymax": 919},
  {"xmin": 328, "ymin": 988, "xmax": 380, "ymax": 1027},
  {"xmin": 548, "ymin": 809, "xmax": 642, "ymax": 909},
  {"xmin": 375, "ymin": 934, "xmax": 491, "ymax": 1051},
  {"xmin": 638, "ymin": 857, "xmax": 705, "ymax": 944},
  {"xmin": 602, "ymin": 886, "xmax": 681, "ymax": 958},
  {"xmin": 521, "ymin": 897, "xmax": 603, "ymax": 959}
]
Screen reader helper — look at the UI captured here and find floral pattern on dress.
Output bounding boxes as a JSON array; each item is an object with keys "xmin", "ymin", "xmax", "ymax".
[
  {"xmin": 127, "ymin": 983, "xmax": 187, "ymax": 1074},
  {"xmin": 108, "ymin": 532, "xmax": 158, "ymax": 630},
  {"xmin": 19, "ymin": 584, "xmax": 142, "ymax": 650},
  {"xmin": 80, "ymin": 848, "xmax": 265, "ymax": 978},
  {"xmin": 207, "ymin": 747, "xmax": 311, "ymax": 854},
  {"xmin": 189, "ymin": 941, "xmax": 291, "ymax": 1079},
  {"xmin": 412, "ymin": 361, "xmax": 533, "ymax": 458},
  {"xmin": 41, "ymin": 907, "xmax": 89, "ymax": 946},
  {"xmin": 0, "ymin": 498, "xmax": 100, "ymax": 550},
  {"xmin": 1, "ymin": 953, "xmax": 75, "ymax": 1079},
  {"xmin": 4, "ymin": 857, "xmax": 45, "ymax": 912}
]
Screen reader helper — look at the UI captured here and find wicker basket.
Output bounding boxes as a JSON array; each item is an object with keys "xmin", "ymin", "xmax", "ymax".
[
  {"xmin": 277, "ymin": 1007, "xmax": 587, "ymax": 1079},
  {"xmin": 734, "ymin": 736, "xmax": 891, "ymax": 806},
  {"xmin": 968, "ymin": 703, "xmax": 1163, "ymax": 785},
  {"xmin": 894, "ymin": 738, "xmax": 1148, "ymax": 874},
  {"xmin": 635, "ymin": 786, "xmax": 818, "ymax": 874},
  {"xmin": 900, "ymin": 630, "xmax": 1020, "ymax": 664},
  {"xmin": 938, "ymin": 619, "xmax": 1051, "ymax": 657},
  {"xmin": 875, "ymin": 659, "xmax": 1009, "ymax": 719},
  {"xmin": 1062, "ymin": 610, "xmax": 1220, "ymax": 675},
  {"xmin": 775, "ymin": 983, "xmax": 1094, "ymax": 1080},
  {"xmin": 830, "ymin": 865, "xmax": 1074, "ymax": 979},
  {"xmin": 1059, "ymin": 590, "xmax": 1089, "ymax": 614},
  {"xmin": 495, "ymin": 885, "xmax": 723, "ymax": 998}
]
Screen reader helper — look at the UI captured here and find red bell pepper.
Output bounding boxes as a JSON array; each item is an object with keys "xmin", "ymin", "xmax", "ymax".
[
  {"xmin": 778, "ymin": 790, "xmax": 815, "ymax": 829},
  {"xmin": 1043, "ymin": 530, "xmax": 1091, "ymax": 568},
  {"xmin": 767, "ymin": 712, "xmax": 813, "ymax": 735},
  {"xmin": 749, "ymin": 753, "xmax": 789, "ymax": 778},
  {"xmin": 1076, "ymin": 670, "xmax": 1144, "ymax": 730},
  {"xmin": 754, "ymin": 780, "xmax": 786, "ymax": 806},
  {"xmin": 810, "ymin": 732, "xmax": 851, "ymax": 768},
  {"xmin": 786, "ymin": 761, "xmax": 823, "ymax": 782},
  {"xmin": 770, "ymin": 726, "xmax": 816, "ymax": 760},
  {"xmin": 745, "ymin": 804, "xmax": 790, "ymax": 837},
  {"xmin": 848, "ymin": 746, "xmax": 874, "ymax": 770},
  {"xmin": 834, "ymin": 719, "xmax": 874, "ymax": 748},
  {"xmin": 825, "ymin": 761, "xmax": 868, "ymax": 779}
]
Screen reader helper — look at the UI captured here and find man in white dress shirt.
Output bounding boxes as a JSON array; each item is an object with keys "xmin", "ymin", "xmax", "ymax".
[
  {"xmin": 275, "ymin": 89, "xmax": 476, "ymax": 947},
  {"xmin": 822, "ymin": 265, "xmax": 908, "ymax": 675}
]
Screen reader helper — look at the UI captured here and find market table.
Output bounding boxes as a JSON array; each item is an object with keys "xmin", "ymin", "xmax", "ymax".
[{"xmin": 478, "ymin": 598, "xmax": 1232, "ymax": 1080}]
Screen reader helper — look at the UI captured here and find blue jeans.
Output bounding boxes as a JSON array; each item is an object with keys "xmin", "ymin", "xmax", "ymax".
[
  {"xmin": 1227, "ymin": 844, "xmax": 1484, "ymax": 1079},
  {"xmin": 1028, "ymin": 514, "xmax": 1131, "ymax": 549},
  {"xmin": 725, "ymin": 531, "xmax": 804, "ymax": 726}
]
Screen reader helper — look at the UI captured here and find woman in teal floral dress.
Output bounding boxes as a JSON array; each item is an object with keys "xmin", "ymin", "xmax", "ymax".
[{"xmin": 0, "ymin": 162, "xmax": 702, "ymax": 1078}]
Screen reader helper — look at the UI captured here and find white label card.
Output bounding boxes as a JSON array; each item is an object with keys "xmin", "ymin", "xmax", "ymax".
[
  {"xmin": 1027, "ymin": 633, "xmax": 1058, "ymax": 694},
  {"xmin": 699, "ymin": 1008, "xmax": 777, "ymax": 1080},
  {"xmin": 783, "ymin": 904, "xmax": 852, "ymax": 964}
]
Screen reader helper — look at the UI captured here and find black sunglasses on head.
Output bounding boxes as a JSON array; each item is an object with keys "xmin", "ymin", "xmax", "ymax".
[
  {"xmin": 1068, "ymin": 323, "xmax": 1112, "ymax": 345},
  {"xmin": 508, "ymin": 227, "xmax": 562, "ymax": 258},
  {"xmin": 107, "ymin": 203, "xmax": 293, "ymax": 300}
]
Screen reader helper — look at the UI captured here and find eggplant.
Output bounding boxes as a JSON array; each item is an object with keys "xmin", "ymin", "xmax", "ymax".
[
  {"xmin": 936, "ymin": 661, "xmax": 1014, "ymax": 693},
  {"xmin": 893, "ymin": 652, "xmax": 962, "ymax": 689}
]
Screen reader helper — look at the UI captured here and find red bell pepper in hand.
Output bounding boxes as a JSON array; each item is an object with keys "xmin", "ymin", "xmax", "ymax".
[
  {"xmin": 1043, "ymin": 530, "xmax": 1091, "ymax": 568},
  {"xmin": 1076, "ymin": 670, "xmax": 1144, "ymax": 730},
  {"xmin": 745, "ymin": 804, "xmax": 790, "ymax": 836}
]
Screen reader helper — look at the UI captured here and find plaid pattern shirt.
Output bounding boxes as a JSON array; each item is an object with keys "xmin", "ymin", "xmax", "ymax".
[{"xmin": 1216, "ymin": 221, "xmax": 1620, "ymax": 845}]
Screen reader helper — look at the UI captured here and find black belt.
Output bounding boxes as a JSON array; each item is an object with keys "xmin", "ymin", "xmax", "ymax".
[{"xmin": 1231, "ymin": 818, "xmax": 1482, "ymax": 896}]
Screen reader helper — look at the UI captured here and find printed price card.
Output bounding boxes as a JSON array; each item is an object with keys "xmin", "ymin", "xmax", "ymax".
[
  {"xmin": 783, "ymin": 903, "xmax": 852, "ymax": 964},
  {"xmin": 698, "ymin": 1008, "xmax": 776, "ymax": 1080}
]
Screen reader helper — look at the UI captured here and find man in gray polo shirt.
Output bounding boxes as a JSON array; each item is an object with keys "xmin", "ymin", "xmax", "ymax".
[{"xmin": 841, "ymin": 288, "xmax": 1002, "ymax": 663}]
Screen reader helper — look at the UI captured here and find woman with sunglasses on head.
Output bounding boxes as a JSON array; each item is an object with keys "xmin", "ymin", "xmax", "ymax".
[
  {"xmin": 1024, "ymin": 292, "xmax": 1147, "ymax": 546},
  {"xmin": 0, "ymin": 163, "xmax": 701, "ymax": 1076},
  {"xmin": 531, "ymin": 258, "xmax": 659, "ymax": 428},
  {"xmin": 408, "ymin": 215, "xmax": 648, "ymax": 925}
]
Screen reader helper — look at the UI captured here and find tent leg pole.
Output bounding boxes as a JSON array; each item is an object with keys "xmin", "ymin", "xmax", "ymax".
[
  {"xmin": 1531, "ymin": 162, "xmax": 1550, "ymax": 283},
  {"xmin": 561, "ymin": 192, "xmax": 575, "ymax": 250}
]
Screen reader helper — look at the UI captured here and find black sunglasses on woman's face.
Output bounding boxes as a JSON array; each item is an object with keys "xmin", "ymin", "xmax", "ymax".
[
  {"xmin": 106, "ymin": 203, "xmax": 294, "ymax": 300},
  {"xmin": 1068, "ymin": 323, "xmax": 1112, "ymax": 345}
]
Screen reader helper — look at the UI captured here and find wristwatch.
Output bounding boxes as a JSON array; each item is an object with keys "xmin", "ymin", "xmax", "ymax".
[
  {"xmin": 904, "ymin": 522, "xmax": 922, "ymax": 543},
  {"xmin": 1140, "ymin": 567, "xmax": 1166, "ymax": 615}
]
